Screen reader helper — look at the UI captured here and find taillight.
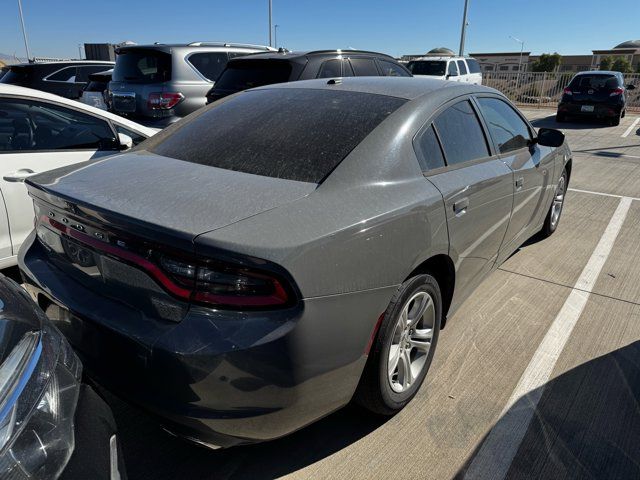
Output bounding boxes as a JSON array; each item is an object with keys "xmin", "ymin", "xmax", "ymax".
[
  {"xmin": 147, "ymin": 92, "xmax": 184, "ymax": 110},
  {"xmin": 563, "ymin": 87, "xmax": 572, "ymax": 96},
  {"xmin": 610, "ymin": 88, "xmax": 624, "ymax": 96},
  {"xmin": 40, "ymin": 216, "xmax": 293, "ymax": 310}
]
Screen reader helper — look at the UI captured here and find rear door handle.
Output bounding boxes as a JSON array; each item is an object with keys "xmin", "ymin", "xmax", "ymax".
[
  {"xmin": 453, "ymin": 198, "xmax": 469, "ymax": 216},
  {"xmin": 3, "ymin": 169, "xmax": 36, "ymax": 183},
  {"xmin": 515, "ymin": 177, "xmax": 524, "ymax": 190}
]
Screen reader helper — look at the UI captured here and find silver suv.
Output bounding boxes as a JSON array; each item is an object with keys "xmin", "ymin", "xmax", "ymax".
[{"xmin": 108, "ymin": 42, "xmax": 275, "ymax": 127}]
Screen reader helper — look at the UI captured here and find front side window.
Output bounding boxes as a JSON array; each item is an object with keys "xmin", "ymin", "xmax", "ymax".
[
  {"xmin": 466, "ymin": 59, "xmax": 481, "ymax": 73},
  {"xmin": 0, "ymin": 98, "xmax": 116, "ymax": 152},
  {"xmin": 115, "ymin": 124, "xmax": 147, "ymax": 146},
  {"xmin": 447, "ymin": 62, "xmax": 459, "ymax": 76},
  {"xmin": 350, "ymin": 58, "xmax": 379, "ymax": 76},
  {"xmin": 477, "ymin": 97, "xmax": 531, "ymax": 154},
  {"xmin": 457, "ymin": 60, "xmax": 468, "ymax": 75},
  {"xmin": 377, "ymin": 60, "xmax": 410, "ymax": 77},
  {"xmin": 142, "ymin": 89, "xmax": 406, "ymax": 183},
  {"xmin": 433, "ymin": 100, "xmax": 489, "ymax": 165},
  {"xmin": 46, "ymin": 67, "xmax": 77, "ymax": 83},
  {"xmin": 214, "ymin": 60, "xmax": 293, "ymax": 93},
  {"xmin": 416, "ymin": 125, "xmax": 446, "ymax": 171},
  {"xmin": 188, "ymin": 52, "xmax": 229, "ymax": 81},
  {"xmin": 75, "ymin": 66, "xmax": 110, "ymax": 83}
]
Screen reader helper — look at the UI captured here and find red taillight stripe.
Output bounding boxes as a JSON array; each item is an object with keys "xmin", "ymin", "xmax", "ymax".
[{"xmin": 42, "ymin": 216, "xmax": 194, "ymax": 300}]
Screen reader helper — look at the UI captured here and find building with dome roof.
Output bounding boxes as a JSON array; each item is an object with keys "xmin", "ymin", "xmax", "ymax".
[{"xmin": 591, "ymin": 40, "xmax": 640, "ymax": 71}]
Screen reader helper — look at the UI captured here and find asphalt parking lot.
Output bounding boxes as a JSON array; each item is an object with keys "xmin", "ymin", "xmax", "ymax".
[{"xmin": 103, "ymin": 109, "xmax": 640, "ymax": 480}]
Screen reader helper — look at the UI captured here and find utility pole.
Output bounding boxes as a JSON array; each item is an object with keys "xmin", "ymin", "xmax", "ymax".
[
  {"xmin": 78, "ymin": 44, "xmax": 83, "ymax": 60},
  {"xmin": 268, "ymin": 0, "xmax": 273, "ymax": 47},
  {"xmin": 17, "ymin": 0, "xmax": 32, "ymax": 61},
  {"xmin": 458, "ymin": 0, "xmax": 470, "ymax": 56},
  {"xmin": 274, "ymin": 25, "xmax": 279, "ymax": 49}
]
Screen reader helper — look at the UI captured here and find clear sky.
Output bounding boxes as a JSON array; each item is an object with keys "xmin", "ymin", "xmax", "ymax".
[{"xmin": 1, "ymin": 0, "xmax": 638, "ymax": 60}]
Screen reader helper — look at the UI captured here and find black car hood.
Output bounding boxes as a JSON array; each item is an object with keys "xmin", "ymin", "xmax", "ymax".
[{"xmin": 0, "ymin": 276, "xmax": 42, "ymax": 366}]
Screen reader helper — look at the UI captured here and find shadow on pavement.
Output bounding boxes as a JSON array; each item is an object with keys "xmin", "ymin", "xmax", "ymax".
[
  {"xmin": 456, "ymin": 341, "xmax": 640, "ymax": 479},
  {"xmin": 530, "ymin": 115, "xmax": 611, "ymax": 130},
  {"xmin": 105, "ymin": 389, "xmax": 388, "ymax": 480}
]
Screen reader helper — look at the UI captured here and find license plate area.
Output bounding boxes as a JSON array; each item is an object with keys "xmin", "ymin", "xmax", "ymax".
[
  {"xmin": 112, "ymin": 92, "xmax": 136, "ymax": 112},
  {"xmin": 581, "ymin": 105, "xmax": 595, "ymax": 112}
]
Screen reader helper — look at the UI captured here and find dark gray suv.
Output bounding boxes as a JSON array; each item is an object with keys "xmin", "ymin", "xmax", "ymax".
[{"xmin": 108, "ymin": 42, "xmax": 274, "ymax": 127}]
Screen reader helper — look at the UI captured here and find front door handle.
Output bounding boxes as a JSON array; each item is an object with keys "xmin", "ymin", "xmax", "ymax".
[
  {"xmin": 453, "ymin": 198, "xmax": 469, "ymax": 216},
  {"xmin": 4, "ymin": 169, "xmax": 36, "ymax": 183},
  {"xmin": 515, "ymin": 177, "xmax": 524, "ymax": 190}
]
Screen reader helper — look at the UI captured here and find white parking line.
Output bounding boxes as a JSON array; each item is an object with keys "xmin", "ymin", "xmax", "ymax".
[
  {"xmin": 568, "ymin": 188, "xmax": 640, "ymax": 201},
  {"xmin": 464, "ymin": 196, "xmax": 633, "ymax": 480},
  {"xmin": 622, "ymin": 117, "xmax": 640, "ymax": 138}
]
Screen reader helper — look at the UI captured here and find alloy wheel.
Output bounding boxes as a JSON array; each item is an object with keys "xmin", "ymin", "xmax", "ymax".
[
  {"xmin": 550, "ymin": 174, "xmax": 566, "ymax": 229},
  {"xmin": 387, "ymin": 291, "xmax": 435, "ymax": 393}
]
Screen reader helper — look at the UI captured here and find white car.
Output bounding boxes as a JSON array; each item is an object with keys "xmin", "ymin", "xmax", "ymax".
[
  {"xmin": 407, "ymin": 56, "xmax": 482, "ymax": 85},
  {"xmin": 0, "ymin": 84, "xmax": 156, "ymax": 268}
]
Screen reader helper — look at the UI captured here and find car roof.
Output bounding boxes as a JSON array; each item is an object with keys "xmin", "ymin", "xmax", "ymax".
[
  {"xmin": 116, "ymin": 43, "xmax": 274, "ymax": 54},
  {"xmin": 9, "ymin": 61, "xmax": 114, "ymax": 68},
  {"xmin": 227, "ymin": 49, "xmax": 399, "ymax": 63},
  {"xmin": 574, "ymin": 70, "xmax": 620, "ymax": 76},
  {"xmin": 410, "ymin": 56, "xmax": 462, "ymax": 62},
  {"xmin": 251, "ymin": 76, "xmax": 497, "ymax": 101},
  {"xmin": 0, "ymin": 83, "xmax": 156, "ymax": 135}
]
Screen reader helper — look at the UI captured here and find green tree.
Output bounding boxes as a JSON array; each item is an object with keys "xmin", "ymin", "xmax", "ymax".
[
  {"xmin": 611, "ymin": 57, "xmax": 633, "ymax": 73},
  {"xmin": 599, "ymin": 56, "xmax": 613, "ymax": 70},
  {"xmin": 531, "ymin": 53, "xmax": 562, "ymax": 72}
]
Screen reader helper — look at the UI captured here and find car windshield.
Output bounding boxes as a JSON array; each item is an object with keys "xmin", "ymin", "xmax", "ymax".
[
  {"xmin": 141, "ymin": 88, "xmax": 406, "ymax": 183},
  {"xmin": 213, "ymin": 60, "xmax": 293, "ymax": 93},
  {"xmin": 112, "ymin": 50, "xmax": 171, "ymax": 83},
  {"xmin": 407, "ymin": 61, "xmax": 447, "ymax": 76},
  {"xmin": 569, "ymin": 74, "xmax": 618, "ymax": 90}
]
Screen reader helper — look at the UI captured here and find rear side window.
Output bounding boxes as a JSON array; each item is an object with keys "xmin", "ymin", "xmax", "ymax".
[
  {"xmin": 457, "ymin": 60, "xmax": 468, "ymax": 75},
  {"xmin": 47, "ymin": 67, "xmax": 77, "ymax": 82},
  {"xmin": 569, "ymin": 74, "xmax": 618, "ymax": 90},
  {"xmin": 142, "ymin": 89, "xmax": 406, "ymax": 183},
  {"xmin": 350, "ymin": 58, "xmax": 379, "ymax": 76},
  {"xmin": 214, "ymin": 60, "xmax": 293, "ymax": 92},
  {"xmin": 113, "ymin": 50, "xmax": 172, "ymax": 83},
  {"xmin": 317, "ymin": 59, "xmax": 349, "ymax": 78},
  {"xmin": 75, "ymin": 66, "xmax": 109, "ymax": 83},
  {"xmin": 378, "ymin": 60, "xmax": 410, "ymax": 77},
  {"xmin": 188, "ymin": 52, "xmax": 229, "ymax": 81},
  {"xmin": 434, "ymin": 100, "xmax": 489, "ymax": 165},
  {"xmin": 477, "ymin": 97, "xmax": 531, "ymax": 154},
  {"xmin": 466, "ymin": 59, "xmax": 481, "ymax": 74},
  {"xmin": 416, "ymin": 125, "xmax": 446, "ymax": 171}
]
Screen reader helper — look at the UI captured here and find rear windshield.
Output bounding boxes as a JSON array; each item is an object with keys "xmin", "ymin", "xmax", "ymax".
[
  {"xmin": 213, "ymin": 60, "xmax": 293, "ymax": 93},
  {"xmin": 569, "ymin": 74, "xmax": 618, "ymax": 90},
  {"xmin": 141, "ymin": 88, "xmax": 406, "ymax": 183},
  {"xmin": 112, "ymin": 50, "xmax": 171, "ymax": 83},
  {"xmin": 407, "ymin": 61, "xmax": 446, "ymax": 76},
  {"xmin": 0, "ymin": 67, "xmax": 31, "ymax": 84}
]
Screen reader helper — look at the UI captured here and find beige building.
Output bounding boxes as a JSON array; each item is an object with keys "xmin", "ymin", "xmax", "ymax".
[{"xmin": 468, "ymin": 40, "xmax": 640, "ymax": 73}]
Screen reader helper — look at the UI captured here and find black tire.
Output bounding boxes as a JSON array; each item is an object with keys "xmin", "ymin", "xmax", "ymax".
[
  {"xmin": 555, "ymin": 113, "xmax": 566, "ymax": 123},
  {"xmin": 611, "ymin": 114, "xmax": 621, "ymax": 126},
  {"xmin": 355, "ymin": 274, "xmax": 441, "ymax": 415},
  {"xmin": 622, "ymin": 109, "xmax": 626, "ymax": 119},
  {"xmin": 541, "ymin": 169, "xmax": 568, "ymax": 238}
]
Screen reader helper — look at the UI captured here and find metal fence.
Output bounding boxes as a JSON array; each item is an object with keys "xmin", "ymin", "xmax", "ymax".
[{"xmin": 482, "ymin": 72, "xmax": 640, "ymax": 112}]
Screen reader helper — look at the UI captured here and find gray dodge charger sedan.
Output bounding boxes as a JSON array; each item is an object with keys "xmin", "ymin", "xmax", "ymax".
[{"xmin": 18, "ymin": 77, "xmax": 570, "ymax": 448}]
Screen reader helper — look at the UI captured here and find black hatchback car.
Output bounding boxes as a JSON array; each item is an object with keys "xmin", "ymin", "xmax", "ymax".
[
  {"xmin": 206, "ymin": 49, "xmax": 412, "ymax": 103},
  {"xmin": 557, "ymin": 71, "xmax": 636, "ymax": 125},
  {"xmin": 0, "ymin": 61, "xmax": 115, "ymax": 99}
]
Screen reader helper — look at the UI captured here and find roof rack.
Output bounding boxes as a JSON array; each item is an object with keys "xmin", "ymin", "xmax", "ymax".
[{"xmin": 187, "ymin": 42, "xmax": 276, "ymax": 51}]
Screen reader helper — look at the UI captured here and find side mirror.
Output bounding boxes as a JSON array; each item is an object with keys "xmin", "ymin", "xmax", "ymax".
[
  {"xmin": 117, "ymin": 133, "xmax": 133, "ymax": 150},
  {"xmin": 537, "ymin": 128, "xmax": 565, "ymax": 148},
  {"xmin": 627, "ymin": 84, "xmax": 636, "ymax": 90}
]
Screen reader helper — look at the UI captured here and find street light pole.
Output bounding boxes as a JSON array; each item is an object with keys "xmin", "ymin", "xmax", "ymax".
[
  {"xmin": 274, "ymin": 25, "xmax": 279, "ymax": 49},
  {"xmin": 268, "ymin": 0, "xmax": 273, "ymax": 47},
  {"xmin": 458, "ymin": 0, "xmax": 470, "ymax": 56},
  {"xmin": 17, "ymin": 0, "xmax": 32, "ymax": 61},
  {"xmin": 510, "ymin": 36, "xmax": 525, "ymax": 91}
]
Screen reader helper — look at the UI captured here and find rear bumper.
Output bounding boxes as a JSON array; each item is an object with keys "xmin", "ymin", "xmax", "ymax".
[
  {"xmin": 19, "ymin": 231, "xmax": 391, "ymax": 447},
  {"xmin": 558, "ymin": 101, "xmax": 623, "ymax": 117}
]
